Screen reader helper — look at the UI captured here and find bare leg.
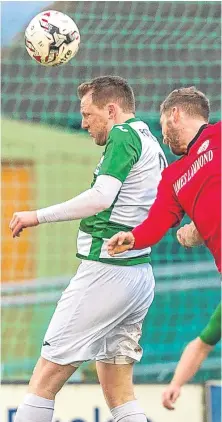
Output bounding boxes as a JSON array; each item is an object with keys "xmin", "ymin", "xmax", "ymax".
[
  {"xmin": 96, "ymin": 361, "xmax": 135, "ymax": 408},
  {"xmin": 28, "ymin": 357, "xmax": 76, "ymax": 399},
  {"xmin": 96, "ymin": 361, "xmax": 146, "ymax": 422},
  {"xmin": 15, "ymin": 357, "xmax": 77, "ymax": 422}
]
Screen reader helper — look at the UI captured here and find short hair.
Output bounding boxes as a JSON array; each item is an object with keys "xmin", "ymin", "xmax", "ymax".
[
  {"xmin": 77, "ymin": 75, "xmax": 135, "ymax": 113},
  {"xmin": 160, "ymin": 86, "xmax": 210, "ymax": 121}
]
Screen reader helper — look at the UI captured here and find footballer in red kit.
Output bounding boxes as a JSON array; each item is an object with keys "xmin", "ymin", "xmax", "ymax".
[
  {"xmin": 107, "ymin": 87, "xmax": 221, "ymax": 272},
  {"xmin": 133, "ymin": 121, "xmax": 221, "ymax": 271}
]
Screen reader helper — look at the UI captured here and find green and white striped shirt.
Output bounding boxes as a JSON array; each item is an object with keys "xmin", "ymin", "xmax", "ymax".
[{"xmin": 77, "ymin": 117, "xmax": 167, "ymax": 265}]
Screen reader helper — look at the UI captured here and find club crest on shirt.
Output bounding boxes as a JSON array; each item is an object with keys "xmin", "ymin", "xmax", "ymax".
[{"xmin": 197, "ymin": 140, "xmax": 209, "ymax": 154}]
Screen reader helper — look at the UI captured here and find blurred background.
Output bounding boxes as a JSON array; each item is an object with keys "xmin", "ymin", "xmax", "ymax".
[{"xmin": 1, "ymin": 0, "xmax": 221, "ymax": 411}]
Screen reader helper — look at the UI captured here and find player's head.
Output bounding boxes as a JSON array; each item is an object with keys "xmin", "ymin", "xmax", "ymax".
[
  {"xmin": 160, "ymin": 87, "xmax": 210, "ymax": 155},
  {"xmin": 78, "ymin": 76, "xmax": 135, "ymax": 145}
]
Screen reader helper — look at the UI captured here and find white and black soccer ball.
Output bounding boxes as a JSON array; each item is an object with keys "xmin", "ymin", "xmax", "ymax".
[{"xmin": 25, "ymin": 10, "xmax": 80, "ymax": 66}]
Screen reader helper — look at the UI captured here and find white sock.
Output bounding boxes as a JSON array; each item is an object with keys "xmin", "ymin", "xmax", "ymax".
[
  {"xmin": 111, "ymin": 400, "xmax": 147, "ymax": 422},
  {"xmin": 14, "ymin": 393, "xmax": 54, "ymax": 422}
]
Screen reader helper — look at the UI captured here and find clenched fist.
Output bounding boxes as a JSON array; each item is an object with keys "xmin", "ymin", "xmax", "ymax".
[
  {"xmin": 107, "ymin": 231, "xmax": 135, "ymax": 256},
  {"xmin": 177, "ymin": 222, "xmax": 203, "ymax": 248},
  {"xmin": 9, "ymin": 211, "xmax": 39, "ymax": 238}
]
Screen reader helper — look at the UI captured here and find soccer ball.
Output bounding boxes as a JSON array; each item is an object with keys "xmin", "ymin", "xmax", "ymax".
[{"xmin": 25, "ymin": 10, "xmax": 80, "ymax": 66}]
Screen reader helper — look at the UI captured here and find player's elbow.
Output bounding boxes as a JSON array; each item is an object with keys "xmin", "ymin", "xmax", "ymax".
[
  {"xmin": 92, "ymin": 175, "xmax": 122, "ymax": 212},
  {"xmin": 98, "ymin": 195, "xmax": 113, "ymax": 210},
  {"xmin": 93, "ymin": 187, "xmax": 115, "ymax": 211}
]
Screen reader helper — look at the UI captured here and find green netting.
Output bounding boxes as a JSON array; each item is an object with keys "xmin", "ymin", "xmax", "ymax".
[
  {"xmin": 1, "ymin": 1, "xmax": 221, "ymax": 382},
  {"xmin": 2, "ymin": 288, "xmax": 220, "ymax": 383},
  {"xmin": 2, "ymin": 1, "xmax": 221, "ymax": 127}
]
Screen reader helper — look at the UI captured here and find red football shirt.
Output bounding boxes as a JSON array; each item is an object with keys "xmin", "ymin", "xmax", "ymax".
[{"xmin": 132, "ymin": 122, "xmax": 221, "ymax": 272}]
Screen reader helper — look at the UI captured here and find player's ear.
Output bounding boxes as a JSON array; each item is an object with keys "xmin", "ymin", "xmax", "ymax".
[
  {"xmin": 172, "ymin": 106, "xmax": 180, "ymax": 123},
  {"xmin": 107, "ymin": 104, "xmax": 116, "ymax": 120}
]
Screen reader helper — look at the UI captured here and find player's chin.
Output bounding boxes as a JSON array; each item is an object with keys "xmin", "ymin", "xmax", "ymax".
[
  {"xmin": 95, "ymin": 136, "xmax": 106, "ymax": 146},
  {"xmin": 170, "ymin": 146, "xmax": 183, "ymax": 156}
]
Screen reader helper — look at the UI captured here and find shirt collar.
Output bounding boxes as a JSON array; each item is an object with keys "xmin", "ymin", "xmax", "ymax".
[
  {"xmin": 186, "ymin": 124, "xmax": 208, "ymax": 154},
  {"xmin": 125, "ymin": 117, "xmax": 141, "ymax": 124}
]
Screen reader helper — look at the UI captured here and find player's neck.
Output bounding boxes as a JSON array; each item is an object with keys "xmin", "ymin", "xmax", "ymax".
[
  {"xmin": 183, "ymin": 119, "xmax": 208, "ymax": 150},
  {"xmin": 114, "ymin": 113, "xmax": 135, "ymax": 124}
]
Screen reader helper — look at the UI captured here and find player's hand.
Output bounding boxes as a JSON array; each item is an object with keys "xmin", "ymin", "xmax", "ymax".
[
  {"xmin": 9, "ymin": 211, "xmax": 39, "ymax": 238},
  {"xmin": 177, "ymin": 222, "xmax": 203, "ymax": 248},
  {"xmin": 107, "ymin": 231, "xmax": 135, "ymax": 256},
  {"xmin": 162, "ymin": 383, "xmax": 181, "ymax": 410}
]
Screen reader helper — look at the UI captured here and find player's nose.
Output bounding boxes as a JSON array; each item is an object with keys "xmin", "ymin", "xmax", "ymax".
[{"xmin": 81, "ymin": 119, "xmax": 89, "ymax": 130}]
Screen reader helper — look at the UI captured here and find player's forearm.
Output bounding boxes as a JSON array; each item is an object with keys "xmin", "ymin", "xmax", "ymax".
[
  {"xmin": 37, "ymin": 190, "xmax": 106, "ymax": 223},
  {"xmin": 132, "ymin": 205, "xmax": 176, "ymax": 249},
  {"xmin": 170, "ymin": 337, "xmax": 213, "ymax": 387},
  {"xmin": 37, "ymin": 175, "xmax": 121, "ymax": 223},
  {"xmin": 131, "ymin": 173, "xmax": 184, "ymax": 249}
]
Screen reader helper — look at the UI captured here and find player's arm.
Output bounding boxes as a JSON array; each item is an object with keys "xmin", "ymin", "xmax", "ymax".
[
  {"xmin": 162, "ymin": 303, "xmax": 221, "ymax": 410},
  {"xmin": 162, "ymin": 337, "xmax": 213, "ymax": 410},
  {"xmin": 177, "ymin": 221, "xmax": 203, "ymax": 248},
  {"xmin": 9, "ymin": 175, "xmax": 122, "ymax": 238},
  {"xmin": 107, "ymin": 173, "xmax": 184, "ymax": 255},
  {"xmin": 10, "ymin": 126, "xmax": 139, "ymax": 238}
]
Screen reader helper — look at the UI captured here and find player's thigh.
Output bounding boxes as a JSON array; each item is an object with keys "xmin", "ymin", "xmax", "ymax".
[
  {"xmin": 28, "ymin": 357, "xmax": 77, "ymax": 399},
  {"xmin": 96, "ymin": 361, "xmax": 135, "ymax": 408}
]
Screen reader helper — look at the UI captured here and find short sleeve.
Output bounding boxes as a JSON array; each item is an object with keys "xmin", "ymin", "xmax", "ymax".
[
  {"xmin": 199, "ymin": 303, "xmax": 221, "ymax": 346},
  {"xmin": 99, "ymin": 125, "xmax": 142, "ymax": 183}
]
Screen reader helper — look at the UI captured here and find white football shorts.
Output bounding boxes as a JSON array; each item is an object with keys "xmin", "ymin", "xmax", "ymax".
[{"xmin": 41, "ymin": 260, "xmax": 155, "ymax": 366}]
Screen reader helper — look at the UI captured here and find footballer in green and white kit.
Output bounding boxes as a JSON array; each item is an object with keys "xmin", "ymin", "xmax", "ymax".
[
  {"xmin": 17, "ymin": 77, "xmax": 168, "ymax": 367},
  {"xmin": 40, "ymin": 117, "xmax": 167, "ymax": 366},
  {"xmin": 77, "ymin": 118, "xmax": 166, "ymax": 265}
]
